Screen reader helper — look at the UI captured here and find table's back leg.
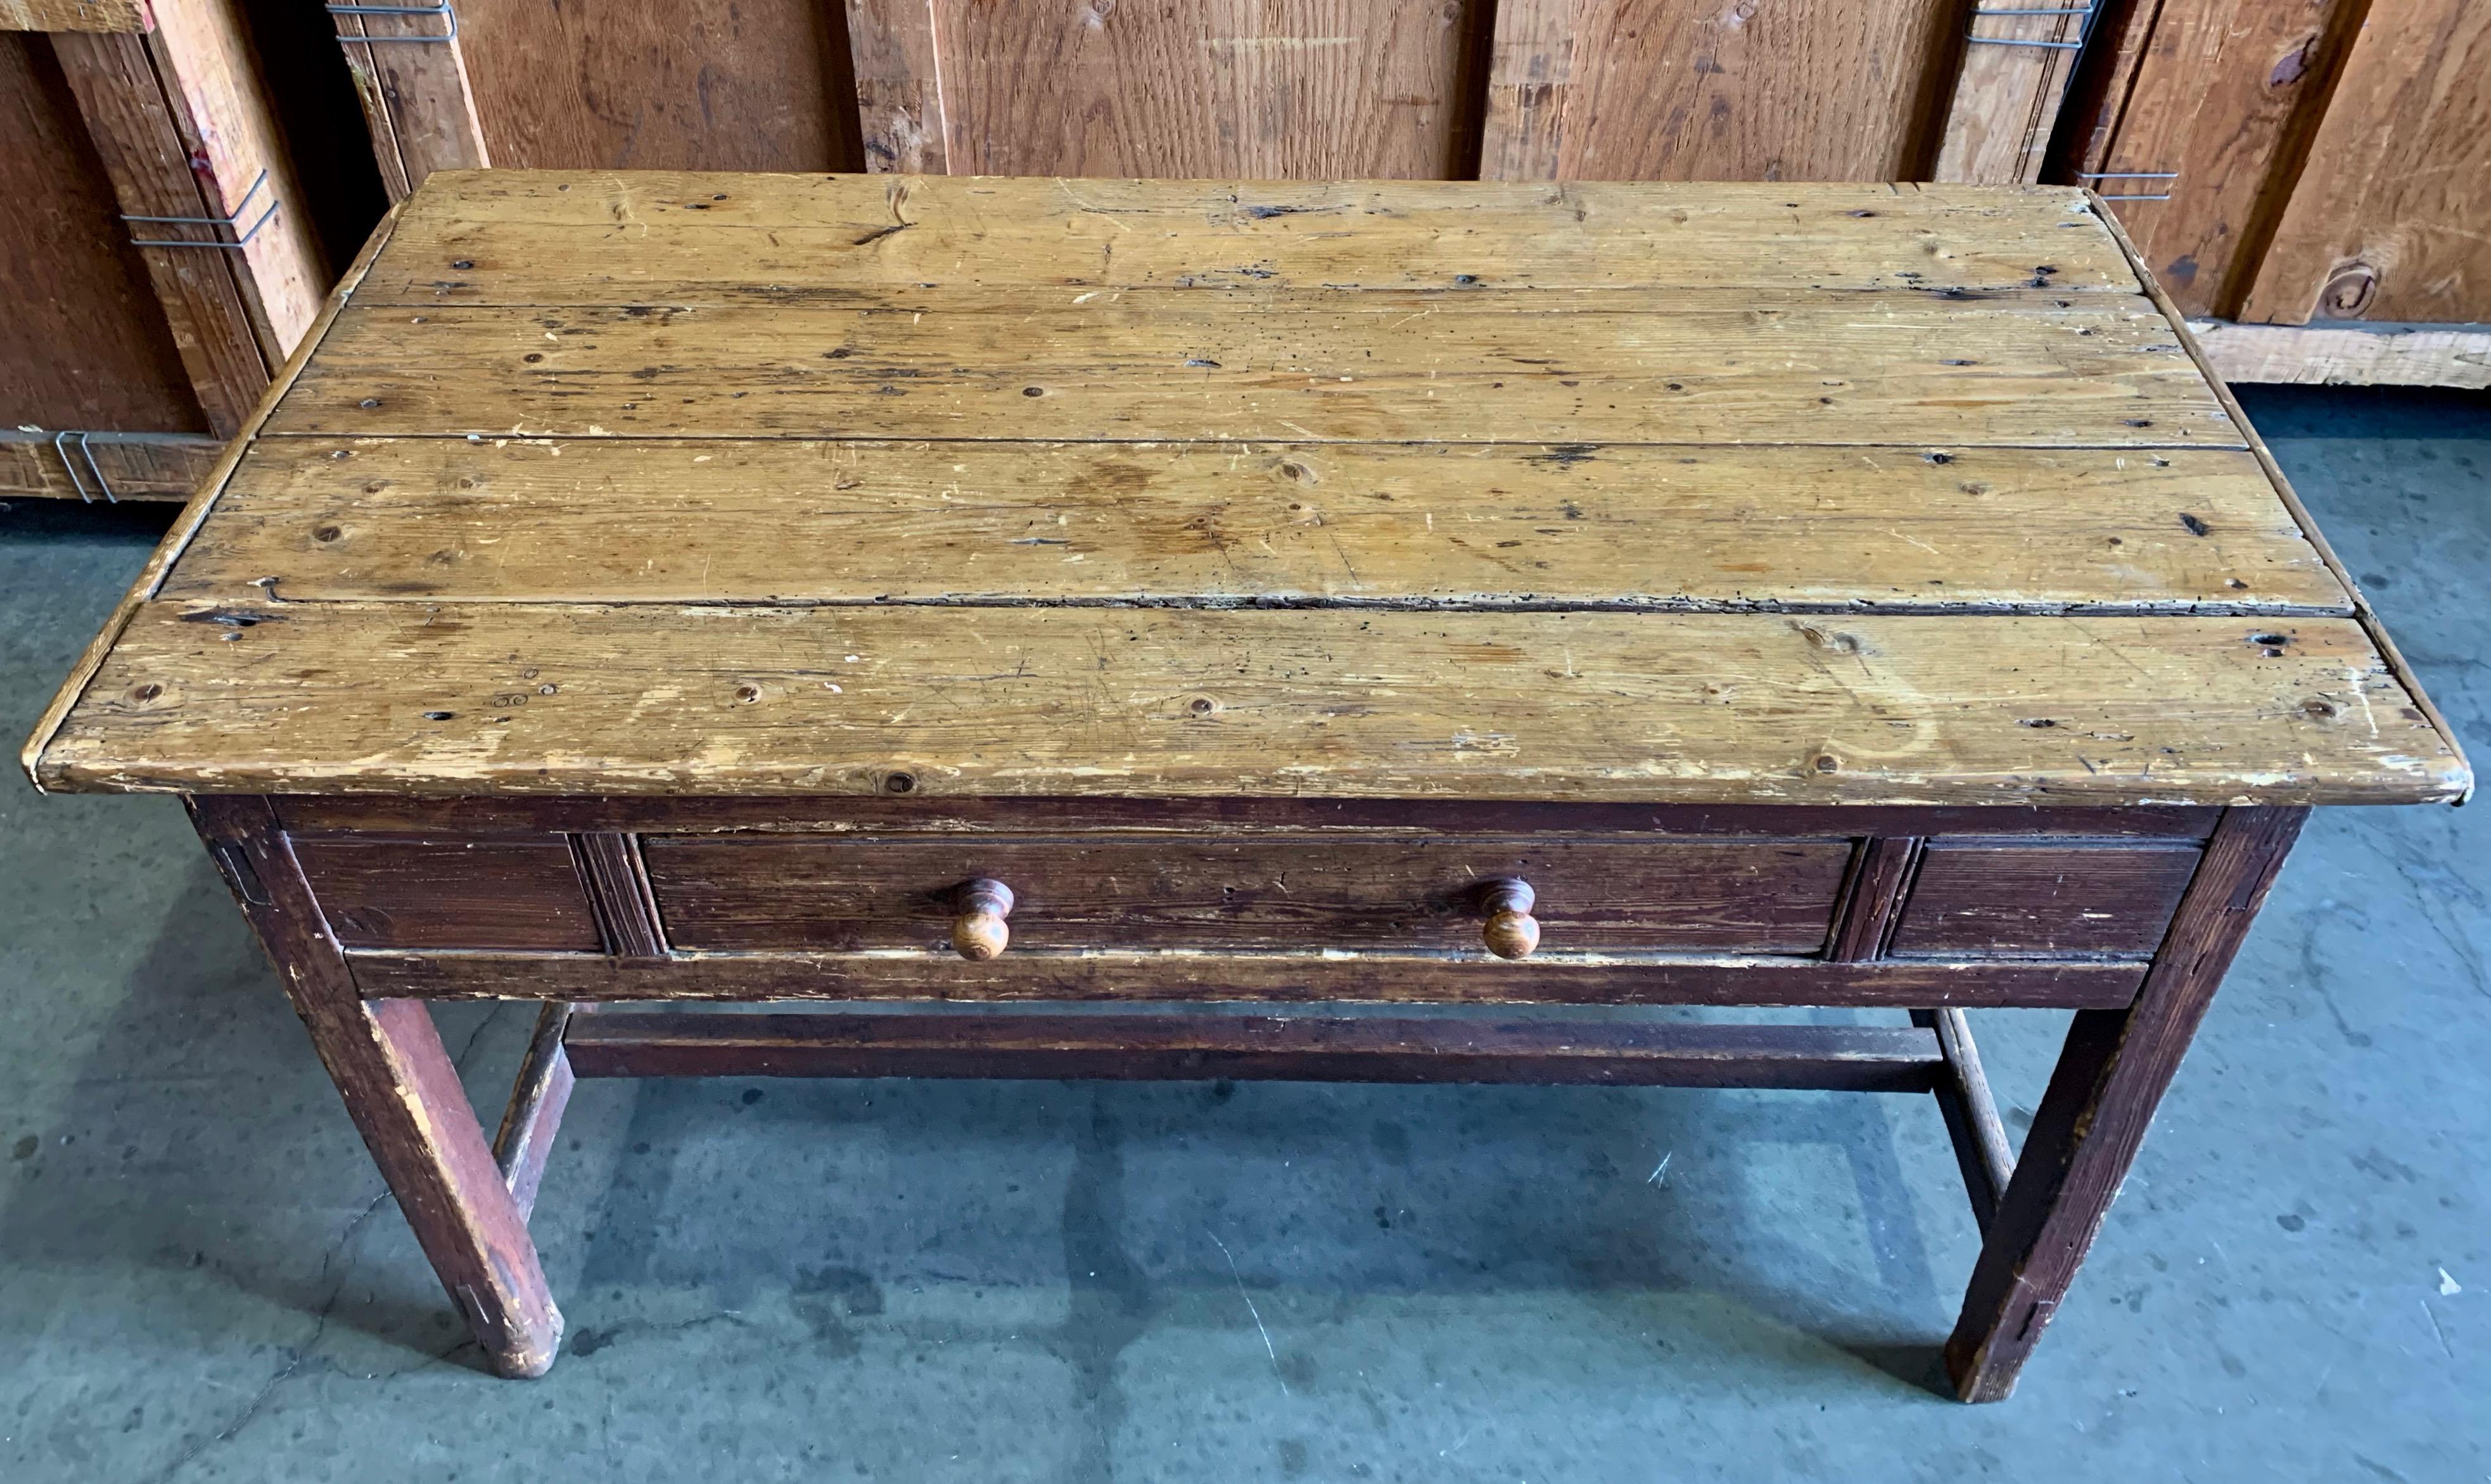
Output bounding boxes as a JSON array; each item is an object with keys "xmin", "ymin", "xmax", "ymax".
[
  {"xmin": 188, "ymin": 796, "xmax": 564, "ymax": 1379},
  {"xmin": 1945, "ymin": 805, "xmax": 2305, "ymax": 1402}
]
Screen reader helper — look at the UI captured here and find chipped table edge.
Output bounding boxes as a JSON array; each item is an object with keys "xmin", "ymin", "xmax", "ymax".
[
  {"xmin": 2094, "ymin": 193, "xmax": 2475, "ymax": 806},
  {"xmin": 18, "ymin": 203, "xmax": 407, "ymax": 796}
]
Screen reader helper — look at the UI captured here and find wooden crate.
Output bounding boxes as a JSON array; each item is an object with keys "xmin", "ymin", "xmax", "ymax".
[{"xmin": 2, "ymin": 0, "xmax": 328, "ymax": 501}]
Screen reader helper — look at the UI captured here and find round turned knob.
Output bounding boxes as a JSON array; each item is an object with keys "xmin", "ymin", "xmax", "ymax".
[
  {"xmin": 952, "ymin": 878, "xmax": 1015, "ymax": 960},
  {"xmin": 1480, "ymin": 878, "xmax": 1539, "ymax": 960}
]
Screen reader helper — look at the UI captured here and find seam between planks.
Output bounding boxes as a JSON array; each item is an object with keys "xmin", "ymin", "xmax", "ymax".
[
  {"xmin": 17, "ymin": 202, "xmax": 405, "ymax": 795},
  {"xmin": 222, "ymin": 593, "xmax": 2354, "ymax": 619},
  {"xmin": 2095, "ymin": 194, "xmax": 2475, "ymax": 803}
]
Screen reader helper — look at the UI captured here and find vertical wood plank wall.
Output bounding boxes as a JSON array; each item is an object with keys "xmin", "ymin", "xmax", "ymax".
[
  {"xmin": 2241, "ymin": 0, "xmax": 2491, "ymax": 326},
  {"xmin": 0, "ymin": 30, "xmax": 202, "ymax": 434},
  {"xmin": 1479, "ymin": 0, "xmax": 1959, "ymax": 183},
  {"xmin": 343, "ymin": 0, "xmax": 2076, "ymax": 191},
  {"xmin": 3, "ymin": 0, "xmax": 329, "ymax": 499}
]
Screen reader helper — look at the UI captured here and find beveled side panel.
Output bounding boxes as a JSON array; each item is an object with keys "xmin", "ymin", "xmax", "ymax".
[
  {"xmin": 290, "ymin": 836, "xmax": 602, "ymax": 951},
  {"xmin": 1890, "ymin": 842, "xmax": 2203, "ymax": 958},
  {"xmin": 641, "ymin": 835, "xmax": 1854, "ymax": 954}
]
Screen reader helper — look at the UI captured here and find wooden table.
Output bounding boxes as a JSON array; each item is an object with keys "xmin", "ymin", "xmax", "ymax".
[{"xmin": 23, "ymin": 172, "xmax": 2468, "ymax": 1400}]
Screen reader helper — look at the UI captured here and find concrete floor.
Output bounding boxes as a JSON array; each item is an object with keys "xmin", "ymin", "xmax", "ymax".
[{"xmin": 1, "ymin": 386, "xmax": 2483, "ymax": 1481}]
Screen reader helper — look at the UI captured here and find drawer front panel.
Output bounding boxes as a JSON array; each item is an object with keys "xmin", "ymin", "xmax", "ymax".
[
  {"xmin": 293, "ymin": 837, "xmax": 602, "ymax": 951},
  {"xmin": 642, "ymin": 835, "xmax": 1855, "ymax": 954},
  {"xmin": 1890, "ymin": 843, "xmax": 2202, "ymax": 958}
]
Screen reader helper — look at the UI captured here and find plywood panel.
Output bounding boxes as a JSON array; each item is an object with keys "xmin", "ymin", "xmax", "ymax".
[
  {"xmin": 2241, "ymin": 0, "xmax": 2491, "ymax": 324},
  {"xmin": 456, "ymin": 0, "xmax": 859, "ymax": 172},
  {"xmin": 1481, "ymin": 0, "xmax": 1956, "ymax": 182},
  {"xmin": 0, "ymin": 33, "xmax": 201, "ymax": 433}
]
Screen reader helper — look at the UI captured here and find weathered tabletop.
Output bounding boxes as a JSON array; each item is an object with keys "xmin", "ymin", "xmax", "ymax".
[{"xmin": 23, "ymin": 172, "xmax": 2469, "ymax": 806}]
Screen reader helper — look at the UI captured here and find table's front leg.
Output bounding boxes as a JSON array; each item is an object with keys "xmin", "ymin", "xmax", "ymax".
[
  {"xmin": 188, "ymin": 796, "xmax": 563, "ymax": 1378},
  {"xmin": 1945, "ymin": 806, "xmax": 2305, "ymax": 1401}
]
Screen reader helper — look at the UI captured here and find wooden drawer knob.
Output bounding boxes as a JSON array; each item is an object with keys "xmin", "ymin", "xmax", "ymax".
[
  {"xmin": 1480, "ymin": 878, "xmax": 1539, "ymax": 960},
  {"xmin": 952, "ymin": 879, "xmax": 1015, "ymax": 960}
]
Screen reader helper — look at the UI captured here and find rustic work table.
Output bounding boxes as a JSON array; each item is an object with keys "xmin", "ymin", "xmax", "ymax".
[{"xmin": 24, "ymin": 172, "xmax": 2469, "ymax": 1399}]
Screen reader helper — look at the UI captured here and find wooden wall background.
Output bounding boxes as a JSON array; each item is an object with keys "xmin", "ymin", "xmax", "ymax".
[
  {"xmin": 9, "ymin": 0, "xmax": 2485, "ymax": 505},
  {"xmin": 341, "ymin": 0, "xmax": 2089, "ymax": 190}
]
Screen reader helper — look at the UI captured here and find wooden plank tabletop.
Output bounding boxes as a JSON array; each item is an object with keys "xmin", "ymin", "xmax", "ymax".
[{"xmin": 23, "ymin": 172, "xmax": 2470, "ymax": 806}]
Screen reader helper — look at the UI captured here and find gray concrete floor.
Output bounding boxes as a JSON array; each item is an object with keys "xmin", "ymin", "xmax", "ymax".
[{"xmin": 2, "ymin": 386, "xmax": 2484, "ymax": 1481}]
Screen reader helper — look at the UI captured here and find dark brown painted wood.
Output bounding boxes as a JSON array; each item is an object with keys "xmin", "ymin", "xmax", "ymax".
[
  {"xmin": 344, "ymin": 948, "xmax": 2148, "ymax": 1010},
  {"xmin": 1831, "ymin": 836, "xmax": 1923, "ymax": 961},
  {"xmin": 1945, "ymin": 804, "xmax": 2307, "ymax": 1402},
  {"xmin": 290, "ymin": 836, "xmax": 601, "ymax": 951},
  {"xmin": 274, "ymin": 796, "xmax": 2226, "ymax": 842},
  {"xmin": 569, "ymin": 832, "xmax": 666, "ymax": 958},
  {"xmin": 562, "ymin": 1010, "xmax": 1949, "ymax": 1091},
  {"xmin": 1890, "ymin": 842, "xmax": 2204, "ymax": 959},
  {"xmin": 186, "ymin": 796, "xmax": 562, "ymax": 1378},
  {"xmin": 1914, "ymin": 1006, "xmax": 2016, "ymax": 1233},
  {"xmin": 491, "ymin": 1001, "xmax": 575, "ymax": 1225},
  {"xmin": 642, "ymin": 835, "xmax": 1852, "ymax": 954}
]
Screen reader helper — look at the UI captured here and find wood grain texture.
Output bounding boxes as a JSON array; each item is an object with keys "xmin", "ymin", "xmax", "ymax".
[
  {"xmin": 2100, "ymin": 202, "xmax": 2475, "ymax": 802},
  {"xmin": 331, "ymin": 0, "xmax": 487, "ymax": 200},
  {"xmin": 145, "ymin": 0, "xmax": 327, "ymax": 358},
  {"xmin": 844, "ymin": 0, "xmax": 945, "ymax": 173},
  {"xmin": 188, "ymin": 796, "xmax": 561, "ymax": 1379},
  {"xmin": 2075, "ymin": 0, "xmax": 2364, "ymax": 318},
  {"xmin": 562, "ymin": 1010, "xmax": 1951, "ymax": 1091},
  {"xmin": 1890, "ymin": 842, "xmax": 2202, "ymax": 957},
  {"xmin": 289, "ymin": 836, "xmax": 602, "ymax": 950},
  {"xmin": 456, "ymin": 0, "xmax": 858, "ymax": 175},
  {"xmin": 50, "ymin": 27, "xmax": 267, "ymax": 436},
  {"xmin": 0, "ymin": 0, "xmax": 148, "ymax": 30},
  {"xmin": 1830, "ymin": 835, "xmax": 1921, "ymax": 962},
  {"xmin": 0, "ymin": 33, "xmax": 201, "ymax": 433},
  {"xmin": 349, "ymin": 946, "xmax": 2150, "ymax": 1010},
  {"xmin": 1935, "ymin": 3, "xmax": 2089, "ymax": 185},
  {"xmin": 2187, "ymin": 319, "xmax": 2491, "ymax": 390},
  {"xmin": 490, "ymin": 1001, "xmax": 573, "ymax": 1223},
  {"xmin": 272, "ymin": 795, "xmax": 2224, "ymax": 843},
  {"xmin": 1946, "ymin": 805, "xmax": 2305, "ymax": 1401},
  {"xmin": 1479, "ymin": 0, "xmax": 1956, "ymax": 182},
  {"xmin": 640, "ymin": 835, "xmax": 1853, "ymax": 953},
  {"xmin": 16, "ymin": 202, "xmax": 402, "ymax": 799},
  {"xmin": 2241, "ymin": 0, "xmax": 2491, "ymax": 324},
  {"xmin": 162, "ymin": 440, "xmax": 2347, "ymax": 616},
  {"xmin": 269, "ymin": 293, "xmax": 2234, "ymax": 448},
  {"xmin": 846, "ymin": 0, "xmax": 1472, "ymax": 179},
  {"xmin": 41, "ymin": 604, "xmax": 2464, "ymax": 804},
  {"xmin": 367, "ymin": 174, "xmax": 2146, "ymax": 300},
  {"xmin": 1916, "ymin": 1005, "xmax": 2015, "ymax": 1233},
  {"xmin": 570, "ymin": 832, "xmax": 666, "ymax": 956},
  {"xmin": 0, "ymin": 431, "xmax": 217, "ymax": 500}
]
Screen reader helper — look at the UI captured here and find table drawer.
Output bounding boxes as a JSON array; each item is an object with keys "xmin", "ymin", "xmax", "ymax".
[
  {"xmin": 1890, "ymin": 842, "xmax": 2202, "ymax": 958},
  {"xmin": 294, "ymin": 837, "xmax": 602, "ymax": 951},
  {"xmin": 640, "ymin": 835, "xmax": 1855, "ymax": 954}
]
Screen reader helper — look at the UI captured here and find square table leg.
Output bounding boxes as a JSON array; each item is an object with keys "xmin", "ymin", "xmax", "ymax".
[
  {"xmin": 188, "ymin": 796, "xmax": 564, "ymax": 1378},
  {"xmin": 1944, "ymin": 805, "xmax": 2306, "ymax": 1401}
]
